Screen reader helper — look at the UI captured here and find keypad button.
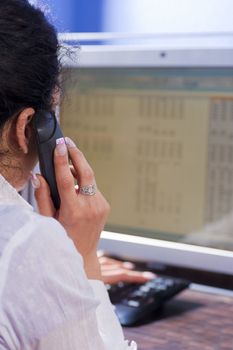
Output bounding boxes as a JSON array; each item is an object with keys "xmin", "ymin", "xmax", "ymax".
[{"xmin": 125, "ymin": 299, "xmax": 141, "ymax": 308}]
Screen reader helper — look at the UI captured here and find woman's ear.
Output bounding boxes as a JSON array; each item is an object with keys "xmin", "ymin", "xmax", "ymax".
[{"xmin": 16, "ymin": 108, "xmax": 35, "ymax": 154}]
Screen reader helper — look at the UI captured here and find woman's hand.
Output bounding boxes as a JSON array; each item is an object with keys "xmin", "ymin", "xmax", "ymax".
[
  {"xmin": 34, "ymin": 137, "xmax": 110, "ymax": 280},
  {"xmin": 98, "ymin": 253, "xmax": 156, "ymax": 285}
]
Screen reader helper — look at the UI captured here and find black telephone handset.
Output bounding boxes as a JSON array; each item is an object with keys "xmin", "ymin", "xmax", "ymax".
[{"xmin": 33, "ymin": 110, "xmax": 64, "ymax": 209}]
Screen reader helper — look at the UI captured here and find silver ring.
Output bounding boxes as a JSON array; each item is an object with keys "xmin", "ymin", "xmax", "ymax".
[{"xmin": 79, "ymin": 184, "xmax": 97, "ymax": 196}]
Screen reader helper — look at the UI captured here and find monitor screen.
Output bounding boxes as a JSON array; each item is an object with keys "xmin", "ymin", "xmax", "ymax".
[{"xmin": 59, "ymin": 47, "xmax": 233, "ymax": 275}]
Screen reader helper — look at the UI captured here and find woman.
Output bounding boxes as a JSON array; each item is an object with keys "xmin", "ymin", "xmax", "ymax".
[{"xmin": 0, "ymin": 1, "xmax": 153, "ymax": 349}]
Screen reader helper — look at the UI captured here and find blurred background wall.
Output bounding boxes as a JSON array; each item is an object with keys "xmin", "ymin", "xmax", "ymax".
[{"xmin": 32, "ymin": 0, "xmax": 232, "ymax": 34}]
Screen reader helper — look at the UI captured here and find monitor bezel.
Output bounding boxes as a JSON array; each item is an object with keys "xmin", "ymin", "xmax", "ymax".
[{"xmin": 62, "ymin": 45, "xmax": 233, "ymax": 68}]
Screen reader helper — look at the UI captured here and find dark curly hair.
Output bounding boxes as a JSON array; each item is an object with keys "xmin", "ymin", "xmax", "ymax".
[{"xmin": 0, "ymin": 0, "xmax": 60, "ymax": 130}]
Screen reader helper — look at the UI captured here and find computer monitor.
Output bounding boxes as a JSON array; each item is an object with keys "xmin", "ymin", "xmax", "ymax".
[{"xmin": 60, "ymin": 44, "xmax": 233, "ymax": 279}]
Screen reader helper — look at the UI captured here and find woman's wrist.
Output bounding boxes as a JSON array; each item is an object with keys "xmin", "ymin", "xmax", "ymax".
[{"xmin": 84, "ymin": 253, "xmax": 102, "ymax": 280}]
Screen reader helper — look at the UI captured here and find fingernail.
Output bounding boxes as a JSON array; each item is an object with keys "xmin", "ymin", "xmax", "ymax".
[
  {"xmin": 55, "ymin": 138, "xmax": 67, "ymax": 156},
  {"xmin": 123, "ymin": 262, "xmax": 135, "ymax": 269},
  {"xmin": 65, "ymin": 137, "xmax": 76, "ymax": 148},
  {"xmin": 142, "ymin": 272, "xmax": 156, "ymax": 279},
  {"xmin": 30, "ymin": 172, "xmax": 40, "ymax": 189}
]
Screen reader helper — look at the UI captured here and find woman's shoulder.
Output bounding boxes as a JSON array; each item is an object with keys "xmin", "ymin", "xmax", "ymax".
[
  {"xmin": 15, "ymin": 208, "xmax": 84, "ymax": 270},
  {"xmin": 0, "ymin": 205, "xmax": 88, "ymax": 302},
  {"xmin": 0, "ymin": 204, "xmax": 79, "ymax": 262},
  {"xmin": 0, "ymin": 208, "xmax": 97, "ymax": 348},
  {"xmin": 0, "ymin": 206, "xmax": 85, "ymax": 287}
]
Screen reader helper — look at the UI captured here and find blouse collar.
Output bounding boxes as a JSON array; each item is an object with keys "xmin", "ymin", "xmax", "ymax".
[{"xmin": 0, "ymin": 174, "xmax": 32, "ymax": 211}]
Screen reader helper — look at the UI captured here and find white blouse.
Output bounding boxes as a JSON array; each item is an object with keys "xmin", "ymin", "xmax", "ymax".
[{"xmin": 0, "ymin": 175, "xmax": 137, "ymax": 350}]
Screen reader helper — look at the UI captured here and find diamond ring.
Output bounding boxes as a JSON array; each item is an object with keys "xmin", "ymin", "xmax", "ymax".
[{"xmin": 79, "ymin": 184, "xmax": 97, "ymax": 196}]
